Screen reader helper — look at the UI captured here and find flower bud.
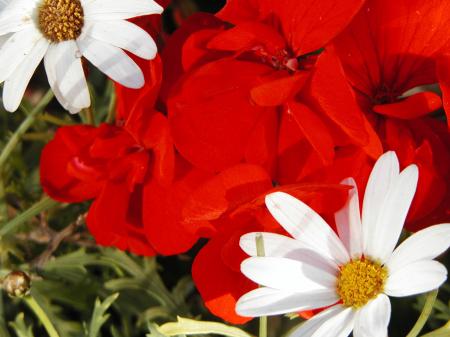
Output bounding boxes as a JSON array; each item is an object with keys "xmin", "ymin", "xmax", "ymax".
[{"xmin": 2, "ymin": 271, "xmax": 31, "ymax": 297}]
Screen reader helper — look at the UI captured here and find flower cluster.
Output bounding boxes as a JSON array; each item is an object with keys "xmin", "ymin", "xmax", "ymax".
[{"xmin": 18, "ymin": 0, "xmax": 449, "ymax": 332}]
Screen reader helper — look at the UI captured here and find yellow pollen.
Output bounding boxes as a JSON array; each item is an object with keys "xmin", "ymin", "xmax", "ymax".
[
  {"xmin": 38, "ymin": 0, "xmax": 84, "ymax": 42},
  {"xmin": 336, "ymin": 258, "xmax": 388, "ymax": 308}
]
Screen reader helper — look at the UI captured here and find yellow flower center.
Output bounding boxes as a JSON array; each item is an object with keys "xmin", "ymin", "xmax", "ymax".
[
  {"xmin": 336, "ymin": 258, "xmax": 388, "ymax": 308},
  {"xmin": 38, "ymin": 0, "xmax": 84, "ymax": 42}
]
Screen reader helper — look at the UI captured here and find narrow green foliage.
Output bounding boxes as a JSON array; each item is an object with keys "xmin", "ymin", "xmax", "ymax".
[
  {"xmin": 87, "ymin": 293, "xmax": 119, "ymax": 337},
  {"xmin": 9, "ymin": 313, "xmax": 34, "ymax": 337}
]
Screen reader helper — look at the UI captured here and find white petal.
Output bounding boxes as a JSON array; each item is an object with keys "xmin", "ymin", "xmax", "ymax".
[
  {"xmin": 83, "ymin": 0, "xmax": 163, "ymax": 20},
  {"xmin": 353, "ymin": 294, "xmax": 391, "ymax": 337},
  {"xmin": 0, "ymin": 0, "xmax": 35, "ymax": 35},
  {"xmin": 83, "ymin": 20, "xmax": 157, "ymax": 60},
  {"xmin": 335, "ymin": 178, "xmax": 363, "ymax": 258},
  {"xmin": 387, "ymin": 223, "xmax": 450, "ymax": 272},
  {"xmin": 240, "ymin": 232, "xmax": 338, "ymax": 274},
  {"xmin": 236, "ymin": 287, "xmax": 339, "ymax": 317},
  {"xmin": 289, "ymin": 305, "xmax": 355, "ymax": 337},
  {"xmin": 0, "ymin": 26, "xmax": 41, "ymax": 83},
  {"xmin": 78, "ymin": 35, "xmax": 144, "ymax": 88},
  {"xmin": 365, "ymin": 164, "xmax": 418, "ymax": 262},
  {"xmin": 44, "ymin": 41, "xmax": 90, "ymax": 114},
  {"xmin": 241, "ymin": 256, "xmax": 337, "ymax": 292},
  {"xmin": 385, "ymin": 260, "xmax": 447, "ymax": 297},
  {"xmin": 362, "ymin": 152, "xmax": 399, "ymax": 253},
  {"xmin": 3, "ymin": 37, "xmax": 48, "ymax": 112},
  {"xmin": 265, "ymin": 192, "xmax": 349, "ymax": 265}
]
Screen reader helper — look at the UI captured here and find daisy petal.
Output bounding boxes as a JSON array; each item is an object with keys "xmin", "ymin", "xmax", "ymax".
[
  {"xmin": 240, "ymin": 232, "xmax": 338, "ymax": 274},
  {"xmin": 84, "ymin": 0, "xmax": 163, "ymax": 21},
  {"xmin": 366, "ymin": 164, "xmax": 418, "ymax": 262},
  {"xmin": 44, "ymin": 41, "xmax": 90, "ymax": 114},
  {"xmin": 353, "ymin": 294, "xmax": 391, "ymax": 337},
  {"xmin": 3, "ymin": 37, "xmax": 48, "ymax": 112},
  {"xmin": 83, "ymin": 20, "xmax": 157, "ymax": 60},
  {"xmin": 0, "ymin": 26, "xmax": 41, "ymax": 83},
  {"xmin": 241, "ymin": 256, "xmax": 336, "ymax": 292},
  {"xmin": 265, "ymin": 192, "xmax": 349, "ymax": 264},
  {"xmin": 0, "ymin": 0, "xmax": 35, "ymax": 35},
  {"xmin": 78, "ymin": 35, "xmax": 144, "ymax": 88},
  {"xmin": 362, "ymin": 151, "xmax": 399, "ymax": 253},
  {"xmin": 289, "ymin": 305, "xmax": 355, "ymax": 337},
  {"xmin": 385, "ymin": 260, "xmax": 447, "ymax": 297},
  {"xmin": 387, "ymin": 224, "xmax": 450, "ymax": 272},
  {"xmin": 335, "ymin": 178, "xmax": 363, "ymax": 258},
  {"xmin": 236, "ymin": 287, "xmax": 339, "ymax": 317}
]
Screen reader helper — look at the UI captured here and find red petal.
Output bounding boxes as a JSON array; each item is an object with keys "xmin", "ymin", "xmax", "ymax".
[
  {"xmin": 87, "ymin": 182, "xmax": 156, "ymax": 256},
  {"xmin": 216, "ymin": 0, "xmax": 264, "ymax": 25},
  {"xmin": 437, "ymin": 53, "xmax": 450, "ymax": 128},
  {"xmin": 160, "ymin": 13, "xmax": 226, "ymax": 103},
  {"xmin": 143, "ymin": 161, "xmax": 210, "ymax": 255},
  {"xmin": 244, "ymin": 109, "xmax": 278, "ymax": 176},
  {"xmin": 183, "ymin": 164, "xmax": 272, "ymax": 224},
  {"xmin": 40, "ymin": 126, "xmax": 103, "ymax": 202},
  {"xmin": 306, "ymin": 48, "xmax": 371, "ymax": 150},
  {"xmin": 373, "ymin": 92, "xmax": 442, "ymax": 119},
  {"xmin": 271, "ymin": 0, "xmax": 365, "ymax": 56},
  {"xmin": 286, "ymin": 101, "xmax": 335, "ymax": 165},
  {"xmin": 168, "ymin": 59, "xmax": 273, "ymax": 171},
  {"xmin": 250, "ymin": 71, "xmax": 309, "ymax": 107},
  {"xmin": 116, "ymin": 55, "xmax": 162, "ymax": 123},
  {"xmin": 333, "ymin": 0, "xmax": 450, "ymax": 95},
  {"xmin": 207, "ymin": 22, "xmax": 286, "ymax": 54},
  {"xmin": 192, "ymin": 235, "xmax": 256, "ymax": 324}
]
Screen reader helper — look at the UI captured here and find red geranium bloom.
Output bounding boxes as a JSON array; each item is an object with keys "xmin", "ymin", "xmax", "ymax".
[
  {"xmin": 167, "ymin": 0, "xmax": 376, "ymax": 180},
  {"xmin": 40, "ymin": 58, "xmax": 208, "ymax": 256},
  {"xmin": 328, "ymin": 0, "xmax": 450, "ymax": 230},
  {"xmin": 183, "ymin": 164, "xmax": 349, "ymax": 324}
]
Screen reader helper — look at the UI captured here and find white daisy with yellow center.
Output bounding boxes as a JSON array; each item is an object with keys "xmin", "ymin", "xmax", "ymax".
[
  {"xmin": 0, "ymin": 0, "xmax": 163, "ymax": 113},
  {"xmin": 236, "ymin": 151, "xmax": 450, "ymax": 337}
]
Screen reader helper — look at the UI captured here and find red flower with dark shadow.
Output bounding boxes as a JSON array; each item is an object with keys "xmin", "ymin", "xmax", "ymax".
[
  {"xmin": 183, "ymin": 163, "xmax": 349, "ymax": 323},
  {"xmin": 167, "ymin": 0, "xmax": 376, "ymax": 181},
  {"xmin": 328, "ymin": 0, "xmax": 450, "ymax": 230},
  {"xmin": 40, "ymin": 57, "xmax": 208, "ymax": 256}
]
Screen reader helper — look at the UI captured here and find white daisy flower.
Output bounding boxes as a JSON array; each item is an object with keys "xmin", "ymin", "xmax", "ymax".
[
  {"xmin": 236, "ymin": 151, "xmax": 450, "ymax": 337},
  {"xmin": 0, "ymin": 0, "xmax": 163, "ymax": 113}
]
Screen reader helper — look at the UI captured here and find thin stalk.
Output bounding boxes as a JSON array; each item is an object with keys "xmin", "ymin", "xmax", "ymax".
[
  {"xmin": 256, "ymin": 233, "xmax": 267, "ymax": 337},
  {"xmin": 0, "ymin": 90, "xmax": 54, "ymax": 169},
  {"xmin": 0, "ymin": 176, "xmax": 7, "ymax": 223},
  {"xmin": 24, "ymin": 295, "xmax": 60, "ymax": 337},
  {"xmin": 0, "ymin": 197, "xmax": 58, "ymax": 238},
  {"xmin": 406, "ymin": 290, "xmax": 438, "ymax": 337},
  {"xmin": 38, "ymin": 113, "xmax": 73, "ymax": 126},
  {"xmin": 106, "ymin": 80, "xmax": 116, "ymax": 124}
]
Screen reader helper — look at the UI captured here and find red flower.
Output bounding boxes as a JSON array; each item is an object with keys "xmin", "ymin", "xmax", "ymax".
[
  {"xmin": 167, "ymin": 0, "xmax": 373, "ymax": 179},
  {"xmin": 184, "ymin": 164, "xmax": 349, "ymax": 323},
  {"xmin": 40, "ymin": 58, "xmax": 208, "ymax": 256},
  {"xmin": 329, "ymin": 0, "xmax": 450, "ymax": 229}
]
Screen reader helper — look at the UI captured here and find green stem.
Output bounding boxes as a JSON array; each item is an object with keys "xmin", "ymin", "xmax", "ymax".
[
  {"xmin": 406, "ymin": 290, "xmax": 438, "ymax": 337},
  {"xmin": 0, "ymin": 197, "xmax": 58, "ymax": 238},
  {"xmin": 38, "ymin": 113, "xmax": 73, "ymax": 126},
  {"xmin": 0, "ymin": 176, "xmax": 7, "ymax": 224},
  {"xmin": 0, "ymin": 90, "xmax": 54, "ymax": 169},
  {"xmin": 106, "ymin": 80, "xmax": 116, "ymax": 124},
  {"xmin": 24, "ymin": 295, "xmax": 60, "ymax": 337},
  {"xmin": 256, "ymin": 234, "xmax": 267, "ymax": 337}
]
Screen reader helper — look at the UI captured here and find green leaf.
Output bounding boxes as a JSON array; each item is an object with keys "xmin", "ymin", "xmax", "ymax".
[
  {"xmin": 0, "ymin": 197, "xmax": 58, "ymax": 238},
  {"xmin": 146, "ymin": 323, "xmax": 169, "ymax": 337},
  {"xmin": 87, "ymin": 293, "xmax": 119, "ymax": 337},
  {"xmin": 9, "ymin": 313, "xmax": 34, "ymax": 337},
  {"xmin": 420, "ymin": 321, "xmax": 450, "ymax": 337},
  {"xmin": 158, "ymin": 317, "xmax": 254, "ymax": 337}
]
